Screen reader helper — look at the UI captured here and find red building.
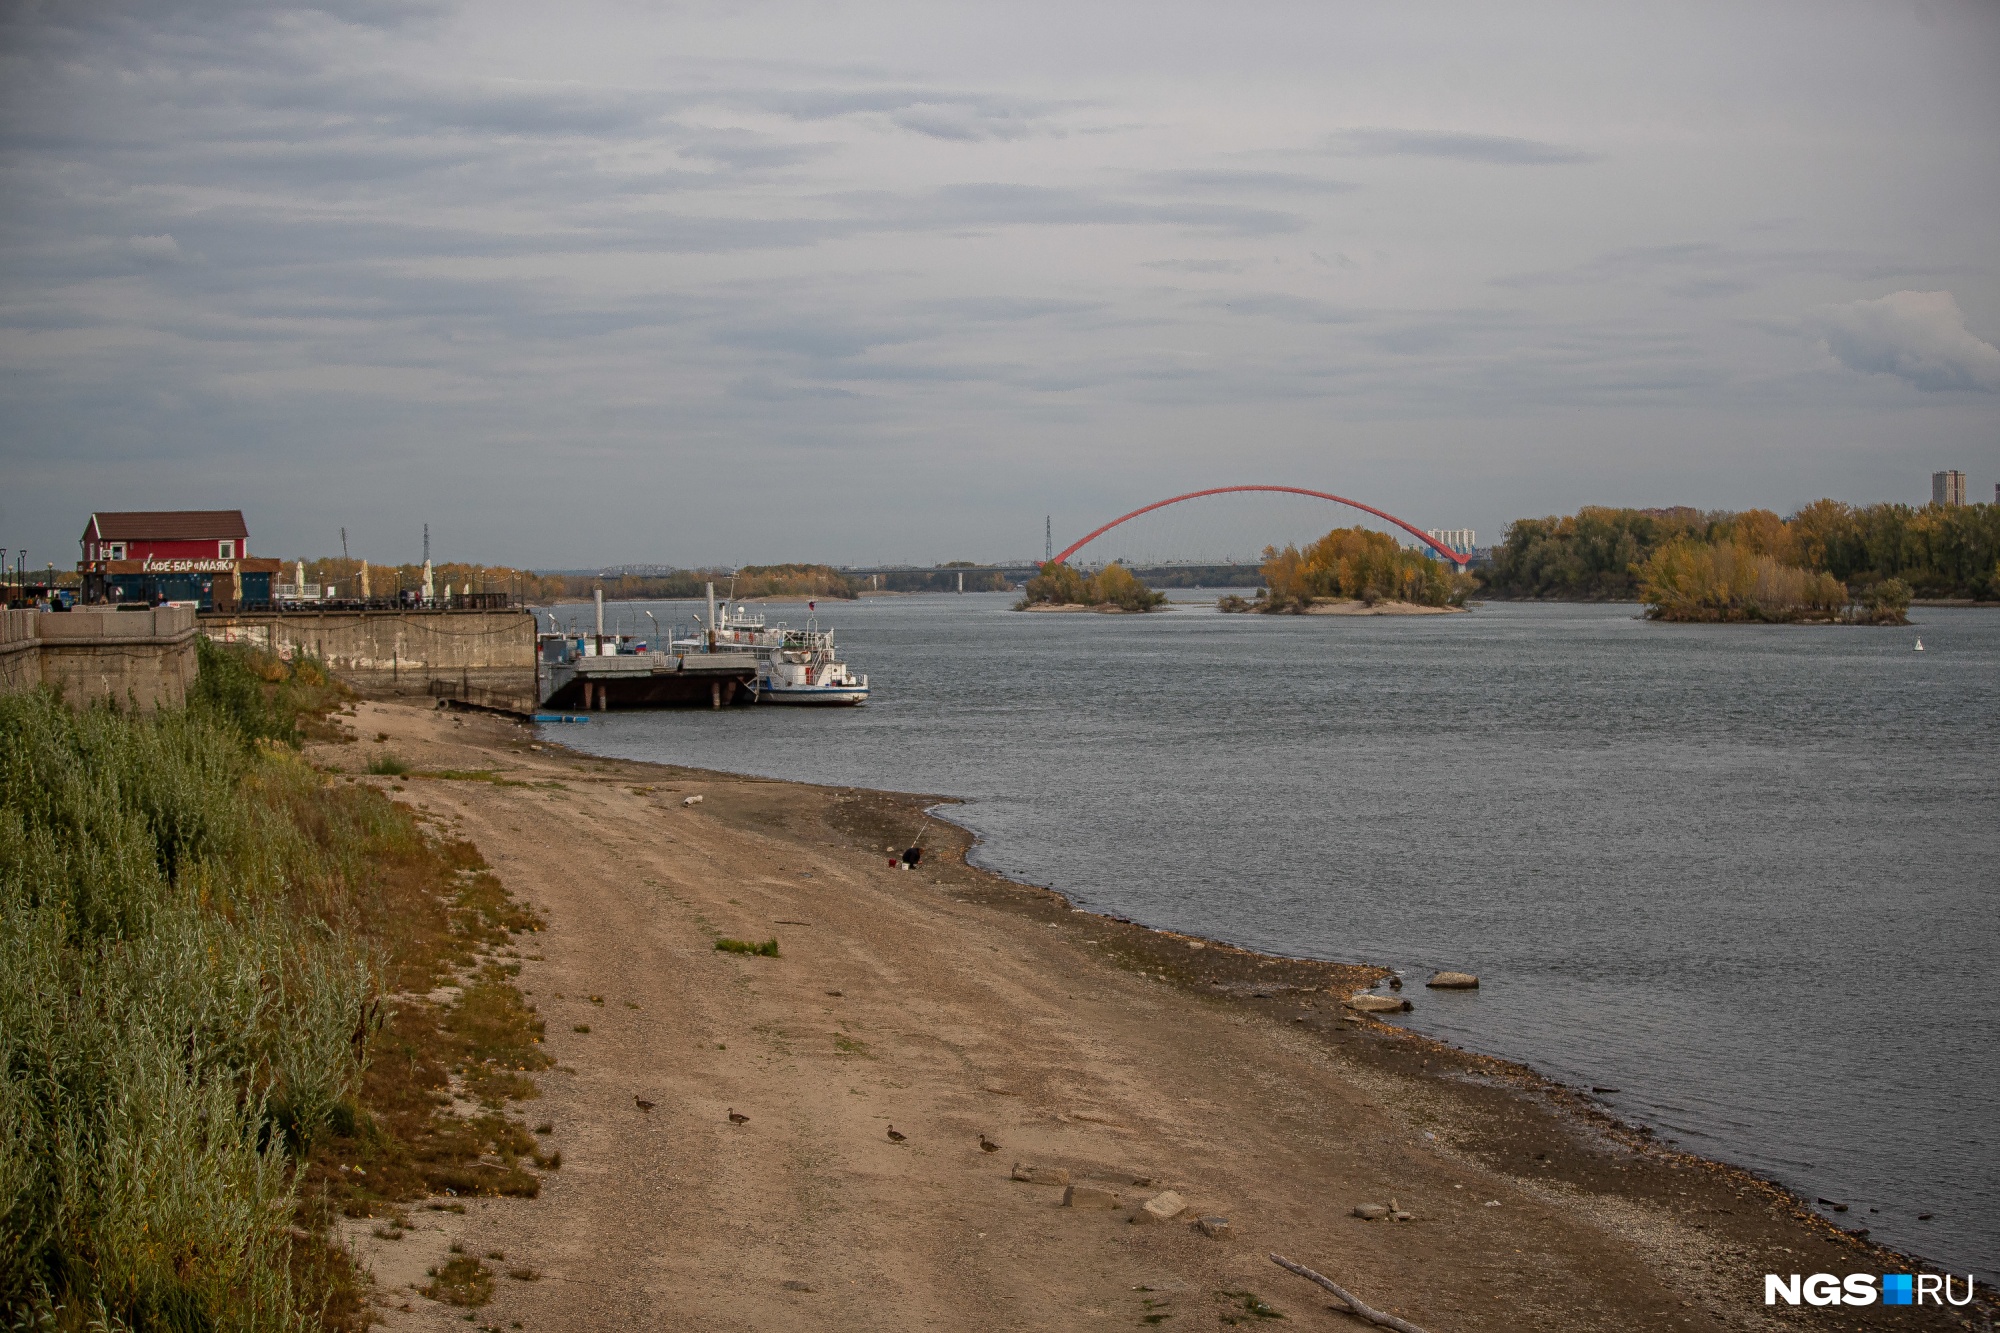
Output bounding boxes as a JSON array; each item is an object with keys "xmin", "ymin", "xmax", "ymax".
[{"xmin": 79, "ymin": 510, "xmax": 280, "ymax": 610}]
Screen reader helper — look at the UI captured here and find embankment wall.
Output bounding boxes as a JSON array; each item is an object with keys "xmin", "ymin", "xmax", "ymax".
[
  {"xmin": 0, "ymin": 607, "xmax": 199, "ymax": 711},
  {"xmin": 200, "ymin": 608, "xmax": 537, "ymax": 710}
]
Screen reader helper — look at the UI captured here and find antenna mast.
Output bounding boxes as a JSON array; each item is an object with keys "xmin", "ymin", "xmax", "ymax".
[
  {"xmin": 1045, "ymin": 516, "xmax": 1052, "ymax": 564},
  {"xmin": 422, "ymin": 523, "xmax": 430, "ymax": 566},
  {"xmin": 340, "ymin": 527, "xmax": 349, "ymax": 562}
]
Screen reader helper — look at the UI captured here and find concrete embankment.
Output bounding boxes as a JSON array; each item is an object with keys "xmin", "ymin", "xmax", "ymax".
[
  {"xmin": 201, "ymin": 607, "xmax": 536, "ymax": 711},
  {"xmin": 0, "ymin": 606, "xmax": 197, "ymax": 711}
]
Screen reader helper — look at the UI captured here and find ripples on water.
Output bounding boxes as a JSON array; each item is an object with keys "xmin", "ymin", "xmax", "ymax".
[{"xmin": 549, "ymin": 594, "xmax": 1998, "ymax": 1279}]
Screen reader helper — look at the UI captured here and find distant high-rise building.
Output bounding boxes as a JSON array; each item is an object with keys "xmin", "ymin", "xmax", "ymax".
[
  {"xmin": 1426, "ymin": 527, "xmax": 1475, "ymax": 555},
  {"xmin": 1932, "ymin": 470, "xmax": 1967, "ymax": 506}
]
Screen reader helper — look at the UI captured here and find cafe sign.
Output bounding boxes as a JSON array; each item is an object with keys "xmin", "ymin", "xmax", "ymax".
[{"xmin": 141, "ymin": 557, "xmax": 234, "ymax": 573}]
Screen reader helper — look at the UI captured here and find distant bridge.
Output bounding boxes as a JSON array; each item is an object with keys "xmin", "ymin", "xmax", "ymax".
[
  {"xmin": 1053, "ymin": 486, "xmax": 1472, "ymax": 569},
  {"xmin": 843, "ymin": 561, "xmax": 1263, "ymax": 586}
]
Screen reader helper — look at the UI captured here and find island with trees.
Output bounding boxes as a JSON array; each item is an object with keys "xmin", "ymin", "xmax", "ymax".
[
  {"xmin": 1478, "ymin": 500, "xmax": 1995, "ymax": 615},
  {"xmin": 1013, "ymin": 561, "xmax": 1168, "ymax": 612},
  {"xmin": 1220, "ymin": 526, "xmax": 1472, "ymax": 614}
]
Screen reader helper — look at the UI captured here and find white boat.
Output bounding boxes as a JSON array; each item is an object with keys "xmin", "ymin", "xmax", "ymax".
[
  {"xmin": 1914, "ymin": 638, "xmax": 1924, "ymax": 651},
  {"xmin": 762, "ymin": 638, "xmax": 870, "ymax": 705},
  {"xmin": 674, "ymin": 585, "xmax": 871, "ymax": 706}
]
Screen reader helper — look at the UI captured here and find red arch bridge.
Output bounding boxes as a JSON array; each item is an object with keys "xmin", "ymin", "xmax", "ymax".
[{"xmin": 1050, "ymin": 486, "xmax": 1471, "ymax": 568}]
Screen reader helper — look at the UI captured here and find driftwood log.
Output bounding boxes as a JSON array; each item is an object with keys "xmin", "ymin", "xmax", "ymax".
[{"xmin": 1268, "ymin": 1254, "xmax": 1431, "ymax": 1333}]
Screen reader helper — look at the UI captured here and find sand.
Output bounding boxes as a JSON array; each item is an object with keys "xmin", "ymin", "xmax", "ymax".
[
  {"xmin": 317, "ymin": 700, "xmax": 1976, "ymax": 1332},
  {"xmin": 1300, "ymin": 600, "xmax": 1464, "ymax": 615}
]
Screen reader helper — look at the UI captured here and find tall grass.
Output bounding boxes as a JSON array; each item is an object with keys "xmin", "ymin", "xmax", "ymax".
[{"xmin": 0, "ymin": 654, "xmax": 371, "ymax": 1329}]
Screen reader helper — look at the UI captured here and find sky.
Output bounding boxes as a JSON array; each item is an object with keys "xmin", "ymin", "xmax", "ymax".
[{"xmin": 2, "ymin": 0, "xmax": 1998, "ymax": 569}]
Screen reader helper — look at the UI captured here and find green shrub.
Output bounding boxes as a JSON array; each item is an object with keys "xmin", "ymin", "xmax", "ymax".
[
  {"xmin": 190, "ymin": 637, "xmax": 344, "ymax": 746},
  {"xmin": 421, "ymin": 1254, "xmax": 494, "ymax": 1307},
  {"xmin": 0, "ymin": 689, "xmax": 372, "ymax": 1329},
  {"xmin": 715, "ymin": 937, "xmax": 780, "ymax": 957},
  {"xmin": 366, "ymin": 754, "xmax": 412, "ymax": 776}
]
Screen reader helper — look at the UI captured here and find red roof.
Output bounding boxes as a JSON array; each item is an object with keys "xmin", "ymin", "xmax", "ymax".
[{"xmin": 86, "ymin": 510, "xmax": 249, "ymax": 541}]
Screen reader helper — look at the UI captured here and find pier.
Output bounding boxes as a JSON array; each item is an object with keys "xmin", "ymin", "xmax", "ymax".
[
  {"xmin": 538, "ymin": 647, "xmax": 759, "ymax": 710},
  {"xmin": 536, "ymin": 589, "xmax": 758, "ymax": 709}
]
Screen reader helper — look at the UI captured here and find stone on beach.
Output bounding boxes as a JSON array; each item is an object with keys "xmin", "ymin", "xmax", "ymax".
[
  {"xmin": 1352, "ymin": 1203, "xmax": 1390, "ymax": 1220},
  {"xmin": 1130, "ymin": 1190, "xmax": 1186, "ymax": 1224},
  {"xmin": 1194, "ymin": 1215, "xmax": 1231, "ymax": 1238},
  {"xmin": 1345, "ymin": 993, "xmax": 1411, "ymax": 1013},
  {"xmin": 1012, "ymin": 1163, "xmax": 1070, "ymax": 1187},
  {"xmin": 1426, "ymin": 971, "xmax": 1478, "ymax": 989},
  {"xmin": 1062, "ymin": 1184, "xmax": 1120, "ymax": 1209}
]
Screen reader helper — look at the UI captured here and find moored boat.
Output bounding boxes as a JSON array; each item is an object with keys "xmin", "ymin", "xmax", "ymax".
[
  {"xmin": 673, "ymin": 586, "xmax": 871, "ymax": 706},
  {"xmin": 761, "ymin": 637, "xmax": 870, "ymax": 705}
]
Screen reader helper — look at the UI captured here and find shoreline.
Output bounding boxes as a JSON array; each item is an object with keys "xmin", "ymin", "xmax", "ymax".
[
  {"xmin": 322, "ymin": 699, "xmax": 1992, "ymax": 1329},
  {"xmin": 927, "ymin": 807, "xmax": 1982, "ymax": 1291}
]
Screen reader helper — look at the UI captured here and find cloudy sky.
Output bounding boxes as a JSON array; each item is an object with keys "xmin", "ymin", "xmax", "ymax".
[{"xmin": 2, "ymin": 0, "xmax": 1997, "ymax": 569}]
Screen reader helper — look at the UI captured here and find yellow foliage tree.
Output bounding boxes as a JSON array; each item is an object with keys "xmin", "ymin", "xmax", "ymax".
[
  {"xmin": 1014, "ymin": 561, "xmax": 1165, "ymax": 611},
  {"xmin": 1637, "ymin": 538, "xmax": 1852, "ymax": 622},
  {"xmin": 1258, "ymin": 526, "xmax": 1468, "ymax": 611}
]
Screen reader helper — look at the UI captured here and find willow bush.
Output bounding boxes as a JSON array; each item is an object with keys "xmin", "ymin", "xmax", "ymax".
[
  {"xmin": 1014, "ymin": 561, "xmax": 1166, "ymax": 611},
  {"xmin": 1636, "ymin": 538, "xmax": 1851, "ymax": 622},
  {"xmin": 1256, "ymin": 526, "xmax": 1470, "ymax": 612},
  {"xmin": 0, "ymin": 655, "xmax": 372, "ymax": 1330}
]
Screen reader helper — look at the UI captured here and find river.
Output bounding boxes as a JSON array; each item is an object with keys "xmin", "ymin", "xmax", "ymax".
[{"xmin": 542, "ymin": 592, "xmax": 1999, "ymax": 1281}]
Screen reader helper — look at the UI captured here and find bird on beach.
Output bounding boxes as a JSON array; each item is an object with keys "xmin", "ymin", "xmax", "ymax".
[
  {"xmin": 728, "ymin": 1108, "xmax": 749, "ymax": 1125},
  {"xmin": 886, "ymin": 1125, "xmax": 907, "ymax": 1143},
  {"xmin": 635, "ymin": 1097, "xmax": 654, "ymax": 1112},
  {"xmin": 979, "ymin": 1135, "xmax": 999, "ymax": 1153}
]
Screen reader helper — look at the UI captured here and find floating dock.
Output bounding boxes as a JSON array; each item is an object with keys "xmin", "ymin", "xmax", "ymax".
[
  {"xmin": 537, "ymin": 588, "xmax": 758, "ymax": 710},
  {"xmin": 539, "ymin": 646, "xmax": 758, "ymax": 710}
]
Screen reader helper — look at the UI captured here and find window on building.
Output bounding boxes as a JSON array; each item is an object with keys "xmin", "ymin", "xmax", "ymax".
[
  {"xmin": 218, "ymin": 540, "xmax": 235, "ymax": 559},
  {"xmin": 108, "ymin": 542, "xmax": 126, "ymax": 560}
]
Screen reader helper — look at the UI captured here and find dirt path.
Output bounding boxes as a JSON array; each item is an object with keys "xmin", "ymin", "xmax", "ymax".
[{"xmin": 318, "ymin": 701, "xmax": 1965, "ymax": 1332}]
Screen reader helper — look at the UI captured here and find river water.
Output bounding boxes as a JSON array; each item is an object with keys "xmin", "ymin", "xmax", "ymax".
[{"xmin": 544, "ymin": 593, "xmax": 1998, "ymax": 1280}]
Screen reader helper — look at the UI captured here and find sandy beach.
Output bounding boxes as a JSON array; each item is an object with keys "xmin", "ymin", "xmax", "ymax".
[
  {"xmin": 1300, "ymin": 599, "xmax": 1465, "ymax": 616},
  {"xmin": 315, "ymin": 699, "xmax": 1979, "ymax": 1332}
]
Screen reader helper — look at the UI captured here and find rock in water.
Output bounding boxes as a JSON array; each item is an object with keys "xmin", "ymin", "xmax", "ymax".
[
  {"xmin": 1345, "ymin": 993, "xmax": 1412, "ymax": 1013},
  {"xmin": 1426, "ymin": 971, "xmax": 1479, "ymax": 989}
]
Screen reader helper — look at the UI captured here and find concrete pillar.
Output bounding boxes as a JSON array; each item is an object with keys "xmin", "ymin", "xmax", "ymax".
[{"xmin": 711, "ymin": 680, "xmax": 721, "ymax": 709}]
